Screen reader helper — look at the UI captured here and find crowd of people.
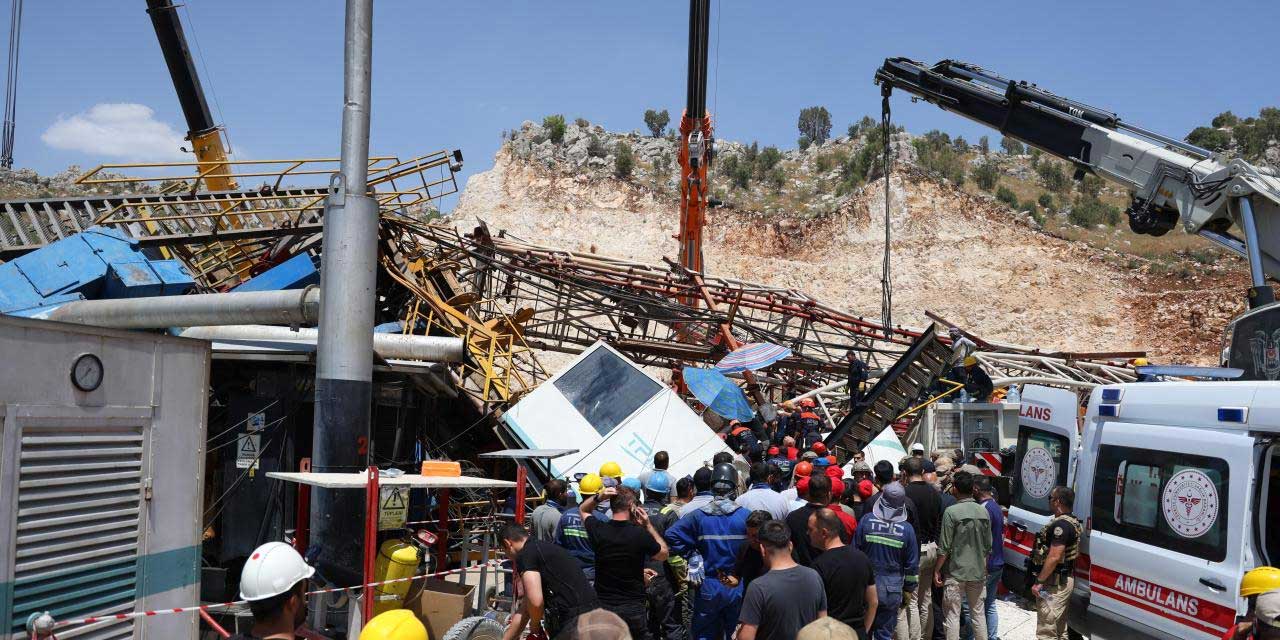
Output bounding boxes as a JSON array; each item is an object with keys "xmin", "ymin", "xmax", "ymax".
[{"xmin": 497, "ymin": 419, "xmax": 1077, "ymax": 640}]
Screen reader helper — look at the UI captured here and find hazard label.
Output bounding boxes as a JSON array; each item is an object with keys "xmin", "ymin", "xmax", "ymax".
[
  {"xmin": 236, "ymin": 434, "xmax": 261, "ymax": 469},
  {"xmin": 379, "ymin": 486, "xmax": 408, "ymax": 530}
]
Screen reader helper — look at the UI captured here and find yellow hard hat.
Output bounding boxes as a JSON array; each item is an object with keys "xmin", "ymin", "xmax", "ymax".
[
  {"xmin": 360, "ymin": 610, "xmax": 428, "ymax": 640},
  {"xmin": 579, "ymin": 473, "xmax": 604, "ymax": 496},
  {"xmin": 963, "ymin": 355, "xmax": 978, "ymax": 367},
  {"xmin": 598, "ymin": 461, "xmax": 623, "ymax": 479},
  {"xmin": 1130, "ymin": 358, "xmax": 1150, "ymax": 366},
  {"xmin": 1241, "ymin": 566, "xmax": 1280, "ymax": 597}
]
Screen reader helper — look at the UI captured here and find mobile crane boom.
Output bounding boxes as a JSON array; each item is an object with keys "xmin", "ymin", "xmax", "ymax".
[
  {"xmin": 875, "ymin": 58, "xmax": 1280, "ymax": 309},
  {"xmin": 677, "ymin": 0, "xmax": 712, "ymax": 276}
]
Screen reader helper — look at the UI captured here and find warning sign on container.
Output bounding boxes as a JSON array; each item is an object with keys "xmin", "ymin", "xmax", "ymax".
[
  {"xmin": 236, "ymin": 434, "xmax": 261, "ymax": 469},
  {"xmin": 379, "ymin": 486, "xmax": 408, "ymax": 530}
]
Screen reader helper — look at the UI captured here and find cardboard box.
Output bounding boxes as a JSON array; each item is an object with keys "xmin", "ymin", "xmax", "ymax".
[{"xmin": 408, "ymin": 578, "xmax": 475, "ymax": 638}]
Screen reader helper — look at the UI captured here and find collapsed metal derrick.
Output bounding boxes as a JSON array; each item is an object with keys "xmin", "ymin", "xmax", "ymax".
[{"xmin": 379, "ymin": 220, "xmax": 932, "ymax": 408}]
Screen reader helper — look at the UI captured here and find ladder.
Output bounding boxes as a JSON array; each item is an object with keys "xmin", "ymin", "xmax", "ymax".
[{"xmin": 826, "ymin": 324, "xmax": 954, "ymax": 458}]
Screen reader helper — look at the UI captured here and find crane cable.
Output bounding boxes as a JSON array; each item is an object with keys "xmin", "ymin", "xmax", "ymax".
[
  {"xmin": 2, "ymin": 0, "xmax": 22, "ymax": 169},
  {"xmin": 879, "ymin": 88, "xmax": 893, "ymax": 337}
]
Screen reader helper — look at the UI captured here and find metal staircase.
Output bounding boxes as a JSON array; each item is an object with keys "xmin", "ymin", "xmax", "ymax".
[{"xmin": 826, "ymin": 324, "xmax": 954, "ymax": 458}]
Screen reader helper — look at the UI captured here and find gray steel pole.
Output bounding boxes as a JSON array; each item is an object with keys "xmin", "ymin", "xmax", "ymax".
[
  {"xmin": 311, "ymin": 0, "xmax": 379, "ymax": 585},
  {"xmin": 48, "ymin": 288, "xmax": 320, "ymax": 328}
]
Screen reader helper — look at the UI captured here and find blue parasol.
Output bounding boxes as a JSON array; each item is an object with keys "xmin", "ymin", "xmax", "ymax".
[{"xmin": 682, "ymin": 366, "xmax": 755, "ymax": 422}]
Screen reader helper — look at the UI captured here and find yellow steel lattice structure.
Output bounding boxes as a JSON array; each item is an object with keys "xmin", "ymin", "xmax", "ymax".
[{"xmin": 380, "ymin": 218, "xmax": 546, "ymax": 408}]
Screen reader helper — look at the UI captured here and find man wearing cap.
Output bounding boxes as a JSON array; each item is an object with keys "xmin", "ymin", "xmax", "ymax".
[
  {"xmin": 737, "ymin": 462, "xmax": 792, "ymax": 520},
  {"xmin": 666, "ymin": 463, "xmax": 751, "ymax": 640},
  {"xmin": 1237, "ymin": 588, "xmax": 1280, "ymax": 640},
  {"xmin": 231, "ymin": 542, "xmax": 316, "ymax": 640},
  {"xmin": 854, "ymin": 483, "xmax": 919, "ymax": 640},
  {"xmin": 935, "ymin": 471, "xmax": 990, "ymax": 640}
]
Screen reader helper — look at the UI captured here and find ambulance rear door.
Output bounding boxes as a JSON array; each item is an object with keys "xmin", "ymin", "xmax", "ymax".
[
  {"xmin": 1083, "ymin": 421, "xmax": 1250, "ymax": 640},
  {"xmin": 1002, "ymin": 385, "xmax": 1078, "ymax": 593}
]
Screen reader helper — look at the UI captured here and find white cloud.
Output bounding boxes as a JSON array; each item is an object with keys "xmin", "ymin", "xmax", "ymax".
[{"xmin": 41, "ymin": 103, "xmax": 188, "ymax": 161}]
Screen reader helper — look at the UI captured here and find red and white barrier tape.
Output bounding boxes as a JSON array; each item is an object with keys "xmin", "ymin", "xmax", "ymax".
[{"xmin": 41, "ymin": 561, "xmax": 500, "ymax": 632}]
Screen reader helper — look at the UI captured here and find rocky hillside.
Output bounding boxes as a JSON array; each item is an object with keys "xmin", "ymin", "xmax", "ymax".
[{"xmin": 452, "ymin": 119, "xmax": 1251, "ymax": 364}]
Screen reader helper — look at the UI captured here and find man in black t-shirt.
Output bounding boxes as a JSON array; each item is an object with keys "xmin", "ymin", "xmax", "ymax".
[
  {"xmin": 787, "ymin": 474, "xmax": 837, "ymax": 566},
  {"xmin": 809, "ymin": 508, "xmax": 878, "ymax": 639},
  {"xmin": 580, "ymin": 486, "xmax": 669, "ymax": 640},
  {"xmin": 500, "ymin": 524, "xmax": 600, "ymax": 640}
]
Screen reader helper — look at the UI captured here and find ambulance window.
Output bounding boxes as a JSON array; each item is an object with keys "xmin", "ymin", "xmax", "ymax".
[
  {"xmin": 1091, "ymin": 445, "xmax": 1229, "ymax": 562},
  {"xmin": 1012, "ymin": 427, "xmax": 1069, "ymax": 516}
]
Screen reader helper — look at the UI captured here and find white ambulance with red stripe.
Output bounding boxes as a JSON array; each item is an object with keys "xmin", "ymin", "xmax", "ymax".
[{"xmin": 1005, "ymin": 380, "xmax": 1280, "ymax": 640}]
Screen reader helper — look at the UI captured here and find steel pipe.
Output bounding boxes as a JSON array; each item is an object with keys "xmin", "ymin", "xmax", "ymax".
[
  {"xmin": 177, "ymin": 324, "xmax": 466, "ymax": 362},
  {"xmin": 47, "ymin": 287, "xmax": 320, "ymax": 329}
]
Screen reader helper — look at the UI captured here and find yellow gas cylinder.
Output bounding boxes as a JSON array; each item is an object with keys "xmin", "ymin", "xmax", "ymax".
[{"xmin": 372, "ymin": 539, "xmax": 421, "ymax": 615}]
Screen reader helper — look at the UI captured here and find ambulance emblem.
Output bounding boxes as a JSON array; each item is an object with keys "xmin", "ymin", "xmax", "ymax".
[
  {"xmin": 1161, "ymin": 469, "xmax": 1218, "ymax": 538},
  {"xmin": 1020, "ymin": 446, "xmax": 1056, "ymax": 500},
  {"xmin": 1249, "ymin": 328, "xmax": 1280, "ymax": 380}
]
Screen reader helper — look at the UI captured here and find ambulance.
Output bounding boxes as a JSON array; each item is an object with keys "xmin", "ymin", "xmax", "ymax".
[{"xmin": 1003, "ymin": 381, "xmax": 1280, "ymax": 640}]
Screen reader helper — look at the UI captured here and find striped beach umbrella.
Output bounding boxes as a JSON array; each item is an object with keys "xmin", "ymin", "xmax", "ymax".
[{"xmin": 714, "ymin": 342, "xmax": 792, "ymax": 374}]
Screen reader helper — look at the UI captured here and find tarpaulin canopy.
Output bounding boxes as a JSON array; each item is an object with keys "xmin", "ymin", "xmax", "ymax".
[
  {"xmin": 682, "ymin": 366, "xmax": 755, "ymax": 422},
  {"xmin": 714, "ymin": 341, "xmax": 793, "ymax": 374}
]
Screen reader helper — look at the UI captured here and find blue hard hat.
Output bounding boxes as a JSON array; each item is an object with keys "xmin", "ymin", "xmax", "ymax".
[
  {"xmin": 645, "ymin": 471, "xmax": 672, "ymax": 495},
  {"xmin": 812, "ymin": 457, "xmax": 830, "ymax": 468},
  {"xmin": 621, "ymin": 477, "xmax": 642, "ymax": 491}
]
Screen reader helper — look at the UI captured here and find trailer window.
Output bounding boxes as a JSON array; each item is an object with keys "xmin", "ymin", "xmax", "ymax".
[
  {"xmin": 553, "ymin": 347, "xmax": 662, "ymax": 436},
  {"xmin": 1092, "ymin": 445, "xmax": 1228, "ymax": 562},
  {"xmin": 1012, "ymin": 427, "xmax": 1069, "ymax": 516}
]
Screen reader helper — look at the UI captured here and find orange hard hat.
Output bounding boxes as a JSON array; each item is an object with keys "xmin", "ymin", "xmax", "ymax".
[
  {"xmin": 827, "ymin": 455, "xmax": 837, "ymax": 466},
  {"xmin": 795, "ymin": 461, "xmax": 813, "ymax": 477}
]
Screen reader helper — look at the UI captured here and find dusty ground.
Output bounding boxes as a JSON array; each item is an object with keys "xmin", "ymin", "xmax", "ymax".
[{"xmin": 450, "ymin": 149, "xmax": 1238, "ymax": 363}]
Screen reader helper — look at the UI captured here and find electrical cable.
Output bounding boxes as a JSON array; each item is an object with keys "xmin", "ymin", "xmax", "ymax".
[
  {"xmin": 880, "ymin": 93, "xmax": 894, "ymax": 337},
  {"xmin": 2, "ymin": 0, "xmax": 22, "ymax": 169},
  {"xmin": 180, "ymin": 1, "xmax": 233, "ymax": 155}
]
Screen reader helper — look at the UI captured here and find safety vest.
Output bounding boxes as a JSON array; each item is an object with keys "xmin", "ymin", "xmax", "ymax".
[{"xmin": 1030, "ymin": 514, "xmax": 1082, "ymax": 579}]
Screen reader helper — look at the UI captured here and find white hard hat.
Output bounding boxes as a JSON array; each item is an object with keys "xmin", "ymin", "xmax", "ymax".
[
  {"xmin": 239, "ymin": 542, "xmax": 315, "ymax": 601},
  {"xmin": 911, "ymin": 443, "xmax": 926, "ymax": 453}
]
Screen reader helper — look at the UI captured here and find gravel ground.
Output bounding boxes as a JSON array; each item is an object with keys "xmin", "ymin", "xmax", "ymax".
[{"xmin": 993, "ymin": 595, "xmax": 1039, "ymax": 640}]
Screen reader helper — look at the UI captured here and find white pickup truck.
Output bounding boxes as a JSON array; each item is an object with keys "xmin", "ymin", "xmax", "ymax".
[{"xmin": 1002, "ymin": 381, "xmax": 1280, "ymax": 640}]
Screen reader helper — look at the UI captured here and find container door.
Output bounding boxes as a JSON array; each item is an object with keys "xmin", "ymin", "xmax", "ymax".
[
  {"xmin": 1003, "ymin": 386, "xmax": 1078, "ymax": 581},
  {"xmin": 1085, "ymin": 421, "xmax": 1250, "ymax": 640}
]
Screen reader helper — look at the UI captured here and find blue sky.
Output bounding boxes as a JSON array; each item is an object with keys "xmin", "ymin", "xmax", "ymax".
[{"xmin": 12, "ymin": 1, "xmax": 1280, "ymax": 211}]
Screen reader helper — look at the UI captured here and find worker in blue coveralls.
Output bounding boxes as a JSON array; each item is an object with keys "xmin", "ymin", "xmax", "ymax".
[
  {"xmin": 664, "ymin": 462, "xmax": 750, "ymax": 640},
  {"xmin": 855, "ymin": 482, "xmax": 920, "ymax": 640}
]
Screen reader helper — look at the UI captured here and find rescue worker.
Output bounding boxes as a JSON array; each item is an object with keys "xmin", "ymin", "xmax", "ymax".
[
  {"xmin": 767, "ymin": 445, "xmax": 795, "ymax": 487},
  {"xmin": 1222, "ymin": 567, "xmax": 1280, "ymax": 639},
  {"xmin": 960, "ymin": 357, "xmax": 993, "ymax": 403},
  {"xmin": 665, "ymin": 463, "xmax": 751, "ymax": 640},
  {"xmin": 1028, "ymin": 486, "xmax": 1081, "ymax": 640},
  {"xmin": 796, "ymin": 399, "xmax": 824, "ymax": 450},
  {"xmin": 230, "ymin": 542, "xmax": 316, "ymax": 640},
  {"xmin": 558, "ymin": 473, "xmax": 604, "ymax": 581},
  {"xmin": 783, "ymin": 435, "xmax": 801, "ymax": 461},
  {"xmin": 360, "ymin": 610, "xmax": 428, "ymax": 640},
  {"xmin": 855, "ymin": 482, "xmax": 919, "ymax": 640},
  {"xmin": 848, "ymin": 351, "xmax": 870, "ymax": 409}
]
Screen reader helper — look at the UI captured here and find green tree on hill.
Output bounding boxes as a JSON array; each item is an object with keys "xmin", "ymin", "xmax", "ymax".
[
  {"xmin": 643, "ymin": 109, "xmax": 670, "ymax": 138},
  {"xmin": 543, "ymin": 115, "xmax": 567, "ymax": 144},
  {"xmin": 798, "ymin": 106, "xmax": 833, "ymax": 146}
]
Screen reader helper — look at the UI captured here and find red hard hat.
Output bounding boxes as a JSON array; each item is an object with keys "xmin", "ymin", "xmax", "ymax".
[
  {"xmin": 858, "ymin": 479, "xmax": 875, "ymax": 499},
  {"xmin": 795, "ymin": 461, "xmax": 813, "ymax": 477},
  {"xmin": 800, "ymin": 398, "xmax": 816, "ymax": 408},
  {"xmin": 767, "ymin": 446, "xmax": 780, "ymax": 456},
  {"xmin": 796, "ymin": 476, "xmax": 810, "ymax": 495},
  {"xmin": 829, "ymin": 478, "xmax": 844, "ymax": 500},
  {"xmin": 825, "ymin": 465, "xmax": 843, "ymax": 479},
  {"xmin": 812, "ymin": 442, "xmax": 828, "ymax": 455}
]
